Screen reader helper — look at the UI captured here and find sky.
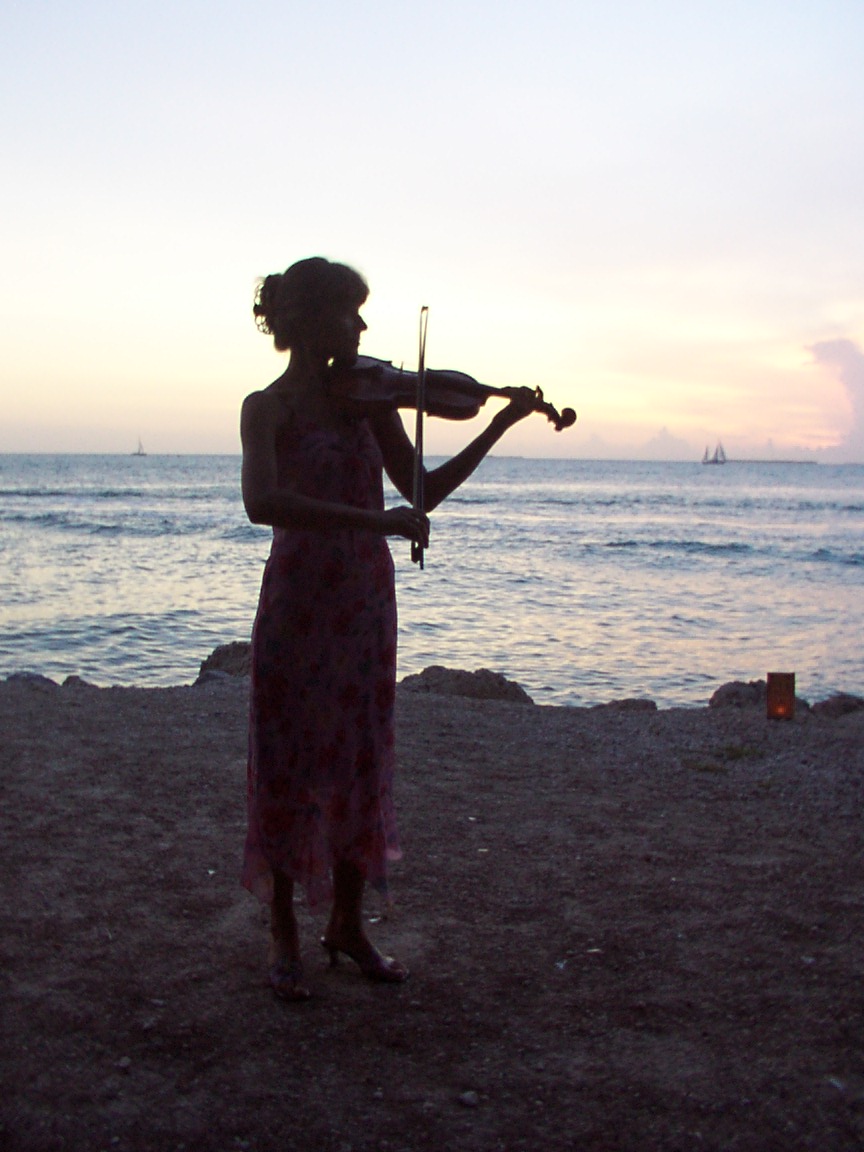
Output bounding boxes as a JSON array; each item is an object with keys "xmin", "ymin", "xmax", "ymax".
[{"xmin": 2, "ymin": 0, "xmax": 863, "ymax": 461}]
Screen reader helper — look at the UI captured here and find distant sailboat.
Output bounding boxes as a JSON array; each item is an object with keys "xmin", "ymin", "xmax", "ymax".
[
  {"xmin": 132, "ymin": 437, "xmax": 147, "ymax": 457},
  {"xmin": 702, "ymin": 441, "xmax": 726, "ymax": 465}
]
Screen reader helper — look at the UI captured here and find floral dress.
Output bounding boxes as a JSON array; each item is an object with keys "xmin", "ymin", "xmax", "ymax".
[{"xmin": 241, "ymin": 414, "xmax": 401, "ymax": 908}]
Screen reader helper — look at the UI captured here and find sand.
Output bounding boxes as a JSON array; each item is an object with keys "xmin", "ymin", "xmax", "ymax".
[{"xmin": 1, "ymin": 673, "xmax": 863, "ymax": 1151}]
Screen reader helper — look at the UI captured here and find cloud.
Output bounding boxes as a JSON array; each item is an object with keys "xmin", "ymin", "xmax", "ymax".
[
  {"xmin": 639, "ymin": 426, "xmax": 696, "ymax": 461},
  {"xmin": 809, "ymin": 338, "xmax": 864, "ymax": 462}
]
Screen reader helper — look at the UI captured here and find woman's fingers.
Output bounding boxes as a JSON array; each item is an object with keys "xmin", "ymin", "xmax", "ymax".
[
  {"xmin": 508, "ymin": 387, "xmax": 537, "ymax": 419},
  {"xmin": 383, "ymin": 506, "xmax": 430, "ymax": 544},
  {"xmin": 409, "ymin": 508, "xmax": 430, "ymax": 547}
]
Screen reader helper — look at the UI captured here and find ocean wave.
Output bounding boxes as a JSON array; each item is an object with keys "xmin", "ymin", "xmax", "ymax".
[
  {"xmin": 603, "ymin": 539, "xmax": 755, "ymax": 555},
  {"xmin": 812, "ymin": 547, "xmax": 864, "ymax": 566},
  {"xmin": 0, "ymin": 486, "xmax": 238, "ymax": 503},
  {"xmin": 221, "ymin": 523, "xmax": 271, "ymax": 542},
  {"xmin": 0, "ymin": 509, "xmax": 248, "ymax": 538},
  {"xmin": 0, "ymin": 511, "xmax": 74, "ymax": 528}
]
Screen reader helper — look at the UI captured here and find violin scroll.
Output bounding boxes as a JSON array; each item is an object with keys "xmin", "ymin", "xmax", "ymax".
[{"xmin": 513, "ymin": 385, "xmax": 577, "ymax": 433}]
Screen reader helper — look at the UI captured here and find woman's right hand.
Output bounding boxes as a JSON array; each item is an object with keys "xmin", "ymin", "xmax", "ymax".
[{"xmin": 378, "ymin": 506, "xmax": 430, "ymax": 547}]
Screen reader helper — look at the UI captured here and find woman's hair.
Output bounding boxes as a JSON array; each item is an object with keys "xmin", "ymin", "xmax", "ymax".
[{"xmin": 253, "ymin": 257, "xmax": 369, "ymax": 351}]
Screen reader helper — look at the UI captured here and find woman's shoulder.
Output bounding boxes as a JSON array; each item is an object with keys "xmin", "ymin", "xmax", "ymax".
[
  {"xmin": 244, "ymin": 380, "xmax": 286, "ymax": 408},
  {"xmin": 244, "ymin": 383, "xmax": 295, "ymax": 418},
  {"xmin": 240, "ymin": 385, "xmax": 297, "ymax": 447}
]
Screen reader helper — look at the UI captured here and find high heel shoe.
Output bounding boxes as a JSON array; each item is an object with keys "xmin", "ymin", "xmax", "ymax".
[
  {"xmin": 268, "ymin": 959, "xmax": 312, "ymax": 1002},
  {"xmin": 320, "ymin": 936, "xmax": 409, "ymax": 983}
]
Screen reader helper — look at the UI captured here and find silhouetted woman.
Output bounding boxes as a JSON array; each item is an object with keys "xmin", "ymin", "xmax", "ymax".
[{"xmin": 241, "ymin": 257, "xmax": 532, "ymax": 999}]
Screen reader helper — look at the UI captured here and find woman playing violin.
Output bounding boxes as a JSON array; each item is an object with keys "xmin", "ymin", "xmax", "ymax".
[{"xmin": 240, "ymin": 256, "xmax": 537, "ymax": 1000}]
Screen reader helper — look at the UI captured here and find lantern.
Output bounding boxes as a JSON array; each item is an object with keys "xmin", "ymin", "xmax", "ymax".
[{"xmin": 766, "ymin": 672, "xmax": 795, "ymax": 720}]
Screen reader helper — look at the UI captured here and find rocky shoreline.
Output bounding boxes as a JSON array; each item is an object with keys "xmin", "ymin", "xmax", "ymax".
[{"xmin": 12, "ymin": 638, "xmax": 864, "ymax": 720}]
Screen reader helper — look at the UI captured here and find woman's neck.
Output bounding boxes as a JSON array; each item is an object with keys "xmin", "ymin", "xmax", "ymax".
[
  {"xmin": 274, "ymin": 346, "xmax": 328, "ymax": 393},
  {"xmin": 270, "ymin": 350, "xmax": 348, "ymax": 427}
]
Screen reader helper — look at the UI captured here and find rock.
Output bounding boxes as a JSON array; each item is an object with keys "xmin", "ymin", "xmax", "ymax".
[
  {"xmin": 62, "ymin": 675, "xmax": 97, "ymax": 689},
  {"xmin": 197, "ymin": 641, "xmax": 251, "ymax": 682},
  {"xmin": 399, "ymin": 665, "xmax": 533, "ymax": 704},
  {"xmin": 592, "ymin": 698, "xmax": 657, "ymax": 712},
  {"xmin": 5, "ymin": 672, "xmax": 59, "ymax": 689},
  {"xmin": 194, "ymin": 669, "xmax": 242, "ymax": 688},
  {"xmin": 710, "ymin": 678, "xmax": 812, "ymax": 714},
  {"xmin": 709, "ymin": 680, "xmax": 766, "ymax": 708},
  {"xmin": 811, "ymin": 693, "xmax": 864, "ymax": 719}
]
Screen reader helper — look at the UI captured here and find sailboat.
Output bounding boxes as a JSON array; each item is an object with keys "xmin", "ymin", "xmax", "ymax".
[
  {"xmin": 132, "ymin": 436, "xmax": 147, "ymax": 457},
  {"xmin": 702, "ymin": 441, "xmax": 726, "ymax": 465}
]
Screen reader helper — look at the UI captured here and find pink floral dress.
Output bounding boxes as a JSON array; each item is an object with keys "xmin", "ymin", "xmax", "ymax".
[{"xmin": 241, "ymin": 414, "xmax": 401, "ymax": 908}]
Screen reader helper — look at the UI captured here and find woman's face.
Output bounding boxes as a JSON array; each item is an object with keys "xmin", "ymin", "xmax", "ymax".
[{"xmin": 310, "ymin": 303, "xmax": 367, "ymax": 364}]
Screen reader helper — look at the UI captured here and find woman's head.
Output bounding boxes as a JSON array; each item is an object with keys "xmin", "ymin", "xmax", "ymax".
[{"xmin": 253, "ymin": 257, "xmax": 369, "ymax": 353}]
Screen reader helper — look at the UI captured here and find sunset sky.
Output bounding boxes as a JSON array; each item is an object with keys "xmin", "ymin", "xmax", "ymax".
[{"xmin": 2, "ymin": 0, "xmax": 863, "ymax": 460}]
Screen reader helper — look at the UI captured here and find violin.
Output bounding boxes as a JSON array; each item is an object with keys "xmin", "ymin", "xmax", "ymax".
[{"xmin": 327, "ymin": 355, "xmax": 576, "ymax": 432}]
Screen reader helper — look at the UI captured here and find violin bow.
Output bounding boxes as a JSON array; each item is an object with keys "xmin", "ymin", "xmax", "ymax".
[{"xmin": 411, "ymin": 305, "xmax": 429, "ymax": 568}]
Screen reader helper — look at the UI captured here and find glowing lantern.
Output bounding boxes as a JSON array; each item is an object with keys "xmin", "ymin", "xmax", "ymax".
[{"xmin": 767, "ymin": 672, "xmax": 795, "ymax": 720}]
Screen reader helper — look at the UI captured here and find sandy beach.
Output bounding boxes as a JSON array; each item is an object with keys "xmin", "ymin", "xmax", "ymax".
[{"xmin": 1, "ymin": 671, "xmax": 862, "ymax": 1151}]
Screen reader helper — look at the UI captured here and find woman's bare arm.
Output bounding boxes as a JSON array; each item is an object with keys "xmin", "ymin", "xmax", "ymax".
[{"xmin": 373, "ymin": 394, "xmax": 534, "ymax": 513}]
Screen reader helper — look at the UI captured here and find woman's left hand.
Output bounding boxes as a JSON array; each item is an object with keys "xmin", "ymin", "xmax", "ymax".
[{"xmin": 493, "ymin": 387, "xmax": 538, "ymax": 430}]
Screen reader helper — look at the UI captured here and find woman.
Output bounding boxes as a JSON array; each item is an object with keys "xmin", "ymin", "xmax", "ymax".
[{"xmin": 241, "ymin": 257, "xmax": 533, "ymax": 1000}]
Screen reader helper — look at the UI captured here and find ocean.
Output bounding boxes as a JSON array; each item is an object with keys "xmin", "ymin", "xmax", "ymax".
[{"xmin": 1, "ymin": 454, "xmax": 861, "ymax": 707}]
